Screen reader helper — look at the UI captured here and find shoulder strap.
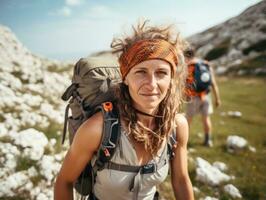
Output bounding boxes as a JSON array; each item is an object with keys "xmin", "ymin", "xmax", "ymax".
[
  {"xmin": 167, "ymin": 130, "xmax": 177, "ymax": 160},
  {"xmin": 94, "ymin": 102, "xmax": 121, "ymax": 170}
]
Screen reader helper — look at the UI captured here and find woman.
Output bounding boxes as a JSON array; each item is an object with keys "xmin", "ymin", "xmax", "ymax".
[{"xmin": 54, "ymin": 20, "xmax": 194, "ymax": 200}]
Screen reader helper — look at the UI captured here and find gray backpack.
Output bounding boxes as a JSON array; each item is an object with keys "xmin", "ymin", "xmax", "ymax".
[{"xmin": 61, "ymin": 56, "xmax": 122, "ymax": 196}]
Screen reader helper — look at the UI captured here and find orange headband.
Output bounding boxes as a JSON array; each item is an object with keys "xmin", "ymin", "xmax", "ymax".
[{"xmin": 119, "ymin": 39, "xmax": 178, "ymax": 80}]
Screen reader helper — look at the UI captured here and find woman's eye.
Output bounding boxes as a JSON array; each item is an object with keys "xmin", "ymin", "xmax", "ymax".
[
  {"xmin": 157, "ymin": 71, "xmax": 168, "ymax": 76},
  {"xmin": 135, "ymin": 70, "xmax": 146, "ymax": 74}
]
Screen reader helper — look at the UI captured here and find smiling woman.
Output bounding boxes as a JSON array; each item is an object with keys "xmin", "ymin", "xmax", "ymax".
[
  {"xmin": 54, "ymin": 20, "xmax": 194, "ymax": 200},
  {"xmin": 124, "ymin": 59, "xmax": 172, "ymax": 113}
]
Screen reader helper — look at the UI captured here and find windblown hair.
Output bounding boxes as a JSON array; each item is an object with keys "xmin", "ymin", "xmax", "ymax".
[{"xmin": 111, "ymin": 20, "xmax": 188, "ymax": 157}]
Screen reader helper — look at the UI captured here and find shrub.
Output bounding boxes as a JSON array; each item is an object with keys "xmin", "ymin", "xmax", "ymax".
[
  {"xmin": 243, "ymin": 39, "xmax": 266, "ymax": 55},
  {"xmin": 205, "ymin": 38, "xmax": 231, "ymax": 61}
]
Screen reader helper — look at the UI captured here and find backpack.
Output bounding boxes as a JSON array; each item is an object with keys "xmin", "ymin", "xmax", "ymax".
[
  {"xmin": 61, "ymin": 56, "xmax": 177, "ymax": 198},
  {"xmin": 186, "ymin": 60, "xmax": 212, "ymax": 95},
  {"xmin": 61, "ymin": 56, "xmax": 121, "ymax": 196}
]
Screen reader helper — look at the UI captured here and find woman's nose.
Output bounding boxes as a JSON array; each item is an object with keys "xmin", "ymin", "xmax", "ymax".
[{"xmin": 145, "ymin": 74, "xmax": 157, "ymax": 89}]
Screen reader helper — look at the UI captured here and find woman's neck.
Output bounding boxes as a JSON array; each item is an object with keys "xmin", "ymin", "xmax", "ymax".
[
  {"xmin": 134, "ymin": 108, "xmax": 160, "ymax": 130},
  {"xmin": 137, "ymin": 114, "xmax": 156, "ymax": 129}
]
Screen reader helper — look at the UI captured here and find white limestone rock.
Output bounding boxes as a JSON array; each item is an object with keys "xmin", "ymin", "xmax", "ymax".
[
  {"xmin": 196, "ymin": 157, "xmax": 231, "ymax": 186},
  {"xmin": 224, "ymin": 184, "xmax": 242, "ymax": 198},
  {"xmin": 0, "ymin": 142, "xmax": 20, "ymax": 171},
  {"xmin": 212, "ymin": 161, "xmax": 228, "ymax": 172},
  {"xmin": 227, "ymin": 135, "xmax": 248, "ymax": 152},
  {"xmin": 227, "ymin": 111, "xmax": 242, "ymax": 118},
  {"xmin": 248, "ymin": 145, "xmax": 256, "ymax": 153},
  {"xmin": 0, "ymin": 172, "xmax": 29, "ymax": 197},
  {"xmin": 13, "ymin": 128, "xmax": 48, "ymax": 160},
  {"xmin": 200, "ymin": 197, "xmax": 219, "ymax": 200},
  {"xmin": 0, "ymin": 123, "xmax": 8, "ymax": 137},
  {"xmin": 38, "ymin": 155, "xmax": 61, "ymax": 183},
  {"xmin": 27, "ymin": 166, "xmax": 39, "ymax": 178}
]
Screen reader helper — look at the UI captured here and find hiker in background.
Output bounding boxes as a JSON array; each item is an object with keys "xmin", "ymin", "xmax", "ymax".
[
  {"xmin": 184, "ymin": 46, "xmax": 221, "ymax": 147},
  {"xmin": 54, "ymin": 20, "xmax": 194, "ymax": 200}
]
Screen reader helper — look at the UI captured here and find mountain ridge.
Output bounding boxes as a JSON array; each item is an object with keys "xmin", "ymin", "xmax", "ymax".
[{"xmin": 187, "ymin": 0, "xmax": 266, "ymax": 75}]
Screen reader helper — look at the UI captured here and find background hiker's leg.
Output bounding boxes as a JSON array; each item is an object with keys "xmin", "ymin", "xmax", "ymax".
[{"xmin": 202, "ymin": 115, "xmax": 213, "ymax": 147}]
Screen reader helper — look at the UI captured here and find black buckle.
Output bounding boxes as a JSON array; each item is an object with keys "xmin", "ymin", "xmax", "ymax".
[
  {"xmin": 141, "ymin": 163, "xmax": 156, "ymax": 174},
  {"xmin": 95, "ymin": 159, "xmax": 105, "ymax": 170}
]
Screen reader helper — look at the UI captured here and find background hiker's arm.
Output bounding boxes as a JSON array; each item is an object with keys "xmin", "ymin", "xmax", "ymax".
[
  {"xmin": 210, "ymin": 65, "xmax": 221, "ymax": 107},
  {"xmin": 171, "ymin": 114, "xmax": 194, "ymax": 200},
  {"xmin": 54, "ymin": 112, "xmax": 103, "ymax": 200}
]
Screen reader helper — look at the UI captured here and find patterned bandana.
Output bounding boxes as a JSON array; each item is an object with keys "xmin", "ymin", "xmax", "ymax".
[{"xmin": 119, "ymin": 39, "xmax": 178, "ymax": 80}]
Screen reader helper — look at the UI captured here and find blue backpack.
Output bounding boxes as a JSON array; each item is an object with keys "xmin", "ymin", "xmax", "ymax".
[{"xmin": 192, "ymin": 61, "xmax": 212, "ymax": 93}]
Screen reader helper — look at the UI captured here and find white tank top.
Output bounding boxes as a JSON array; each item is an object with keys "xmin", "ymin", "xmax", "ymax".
[{"xmin": 93, "ymin": 131, "xmax": 169, "ymax": 200}]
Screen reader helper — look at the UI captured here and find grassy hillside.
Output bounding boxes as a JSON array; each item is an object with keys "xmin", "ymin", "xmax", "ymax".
[{"xmin": 159, "ymin": 77, "xmax": 266, "ymax": 200}]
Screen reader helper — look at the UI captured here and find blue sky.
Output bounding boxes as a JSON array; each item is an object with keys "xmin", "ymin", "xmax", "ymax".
[{"xmin": 0, "ymin": 0, "xmax": 261, "ymax": 61}]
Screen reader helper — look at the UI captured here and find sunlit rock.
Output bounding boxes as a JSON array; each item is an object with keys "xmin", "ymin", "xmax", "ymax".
[
  {"xmin": 227, "ymin": 135, "xmax": 247, "ymax": 152},
  {"xmin": 0, "ymin": 172, "xmax": 29, "ymax": 197},
  {"xmin": 196, "ymin": 157, "xmax": 231, "ymax": 186},
  {"xmin": 38, "ymin": 155, "xmax": 61, "ymax": 183},
  {"xmin": 224, "ymin": 184, "xmax": 242, "ymax": 198},
  {"xmin": 13, "ymin": 128, "xmax": 48, "ymax": 160},
  {"xmin": 0, "ymin": 142, "xmax": 20, "ymax": 171},
  {"xmin": 248, "ymin": 145, "xmax": 256, "ymax": 153},
  {"xmin": 200, "ymin": 197, "xmax": 219, "ymax": 200},
  {"xmin": 212, "ymin": 161, "xmax": 228, "ymax": 172},
  {"xmin": 227, "ymin": 111, "xmax": 242, "ymax": 118}
]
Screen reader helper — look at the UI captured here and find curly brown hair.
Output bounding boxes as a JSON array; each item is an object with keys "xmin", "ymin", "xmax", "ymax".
[{"xmin": 111, "ymin": 20, "xmax": 188, "ymax": 157}]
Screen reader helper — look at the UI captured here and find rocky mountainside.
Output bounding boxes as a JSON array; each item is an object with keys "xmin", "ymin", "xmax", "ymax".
[
  {"xmin": 0, "ymin": 24, "xmax": 73, "ymax": 199},
  {"xmin": 188, "ymin": 0, "xmax": 266, "ymax": 75}
]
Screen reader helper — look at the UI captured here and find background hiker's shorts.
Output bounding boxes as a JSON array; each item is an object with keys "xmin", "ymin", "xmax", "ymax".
[{"xmin": 186, "ymin": 94, "xmax": 213, "ymax": 118}]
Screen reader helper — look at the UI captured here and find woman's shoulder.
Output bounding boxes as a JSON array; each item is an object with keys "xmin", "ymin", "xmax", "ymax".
[
  {"xmin": 175, "ymin": 113, "xmax": 188, "ymax": 127},
  {"xmin": 72, "ymin": 111, "xmax": 104, "ymax": 153},
  {"xmin": 79, "ymin": 111, "xmax": 104, "ymax": 132},
  {"xmin": 174, "ymin": 113, "xmax": 189, "ymax": 145}
]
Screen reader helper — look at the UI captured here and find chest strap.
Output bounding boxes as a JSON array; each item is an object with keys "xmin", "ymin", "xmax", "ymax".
[{"xmin": 104, "ymin": 157, "xmax": 168, "ymax": 174}]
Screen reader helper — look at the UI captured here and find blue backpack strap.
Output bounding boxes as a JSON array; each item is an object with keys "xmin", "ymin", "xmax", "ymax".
[
  {"xmin": 167, "ymin": 129, "xmax": 177, "ymax": 160},
  {"xmin": 94, "ymin": 102, "xmax": 121, "ymax": 170},
  {"xmin": 74, "ymin": 102, "xmax": 120, "ymax": 197}
]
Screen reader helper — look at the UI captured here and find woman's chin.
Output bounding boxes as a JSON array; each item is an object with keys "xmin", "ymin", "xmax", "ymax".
[{"xmin": 140, "ymin": 102, "xmax": 160, "ymax": 111}]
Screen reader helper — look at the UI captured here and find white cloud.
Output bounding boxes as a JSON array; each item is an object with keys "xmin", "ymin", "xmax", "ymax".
[{"xmin": 66, "ymin": 0, "xmax": 82, "ymax": 6}]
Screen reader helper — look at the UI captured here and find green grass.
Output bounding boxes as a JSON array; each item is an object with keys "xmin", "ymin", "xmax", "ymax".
[
  {"xmin": 16, "ymin": 156, "xmax": 38, "ymax": 171},
  {"xmin": 159, "ymin": 77, "xmax": 266, "ymax": 200}
]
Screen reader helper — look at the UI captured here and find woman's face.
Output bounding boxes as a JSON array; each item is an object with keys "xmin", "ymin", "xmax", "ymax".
[{"xmin": 124, "ymin": 59, "xmax": 172, "ymax": 112}]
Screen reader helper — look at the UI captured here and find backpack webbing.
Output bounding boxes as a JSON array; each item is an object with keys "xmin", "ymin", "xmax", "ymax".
[{"xmin": 75, "ymin": 102, "xmax": 121, "ymax": 196}]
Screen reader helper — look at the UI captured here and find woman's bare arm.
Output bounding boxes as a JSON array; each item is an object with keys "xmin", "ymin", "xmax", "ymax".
[
  {"xmin": 171, "ymin": 114, "xmax": 194, "ymax": 200},
  {"xmin": 54, "ymin": 112, "xmax": 103, "ymax": 200}
]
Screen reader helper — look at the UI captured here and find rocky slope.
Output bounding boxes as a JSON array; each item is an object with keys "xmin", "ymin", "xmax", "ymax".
[
  {"xmin": 0, "ymin": 24, "xmax": 73, "ymax": 199},
  {"xmin": 188, "ymin": 0, "xmax": 266, "ymax": 75}
]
